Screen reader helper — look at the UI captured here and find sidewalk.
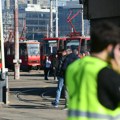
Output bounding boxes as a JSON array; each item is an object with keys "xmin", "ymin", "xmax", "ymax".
[{"xmin": 0, "ymin": 70, "xmax": 67, "ymax": 120}]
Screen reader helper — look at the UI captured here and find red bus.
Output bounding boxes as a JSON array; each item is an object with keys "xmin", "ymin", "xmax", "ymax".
[{"xmin": 5, "ymin": 40, "xmax": 41, "ymax": 71}]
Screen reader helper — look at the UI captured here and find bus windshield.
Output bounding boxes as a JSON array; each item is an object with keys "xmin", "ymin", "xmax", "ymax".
[{"xmin": 27, "ymin": 44, "xmax": 40, "ymax": 56}]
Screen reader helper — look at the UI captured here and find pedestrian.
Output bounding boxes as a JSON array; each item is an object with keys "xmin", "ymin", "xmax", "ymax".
[
  {"xmin": 43, "ymin": 55, "xmax": 51, "ymax": 80},
  {"xmin": 51, "ymin": 49, "xmax": 67, "ymax": 107},
  {"xmin": 66, "ymin": 21, "xmax": 120, "ymax": 120},
  {"xmin": 51, "ymin": 53, "xmax": 59, "ymax": 81},
  {"xmin": 62, "ymin": 48, "xmax": 79, "ymax": 110}
]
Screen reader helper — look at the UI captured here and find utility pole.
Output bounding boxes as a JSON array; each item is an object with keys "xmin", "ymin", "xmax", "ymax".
[
  {"xmin": 55, "ymin": 0, "xmax": 58, "ymax": 37},
  {"xmin": 47, "ymin": 24, "xmax": 49, "ymax": 38},
  {"xmin": 81, "ymin": 4, "xmax": 87, "ymax": 52},
  {"xmin": 32, "ymin": 27, "xmax": 34, "ymax": 40},
  {"xmin": 13, "ymin": 0, "xmax": 21, "ymax": 80},
  {"xmin": 81, "ymin": 4, "xmax": 84, "ymax": 36},
  {"xmin": 49, "ymin": 0, "xmax": 53, "ymax": 37},
  {"xmin": 0, "ymin": 0, "xmax": 9, "ymax": 104}
]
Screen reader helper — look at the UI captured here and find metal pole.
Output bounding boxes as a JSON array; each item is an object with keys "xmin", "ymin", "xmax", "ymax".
[
  {"xmin": 49, "ymin": 0, "xmax": 53, "ymax": 37},
  {"xmin": 81, "ymin": 4, "xmax": 84, "ymax": 36},
  {"xmin": 33, "ymin": 27, "xmax": 34, "ymax": 40},
  {"xmin": 0, "ymin": 0, "xmax": 9, "ymax": 104},
  {"xmin": 55, "ymin": 0, "xmax": 58, "ymax": 37},
  {"xmin": 0, "ymin": 1, "xmax": 5, "ymax": 70},
  {"xmin": 13, "ymin": 0, "xmax": 20, "ymax": 80},
  {"xmin": 81, "ymin": 4, "xmax": 87, "ymax": 51},
  {"xmin": 47, "ymin": 24, "xmax": 49, "ymax": 38}
]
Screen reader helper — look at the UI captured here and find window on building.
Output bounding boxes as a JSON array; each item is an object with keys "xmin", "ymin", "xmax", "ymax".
[{"xmin": 33, "ymin": 0, "xmax": 37, "ymax": 4}]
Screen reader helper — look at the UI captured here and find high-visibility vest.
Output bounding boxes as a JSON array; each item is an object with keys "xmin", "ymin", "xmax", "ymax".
[{"xmin": 66, "ymin": 56, "xmax": 120, "ymax": 120}]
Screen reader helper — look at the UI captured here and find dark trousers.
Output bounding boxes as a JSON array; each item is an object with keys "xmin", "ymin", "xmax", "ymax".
[
  {"xmin": 44, "ymin": 67, "xmax": 50, "ymax": 80},
  {"xmin": 53, "ymin": 68, "xmax": 57, "ymax": 80}
]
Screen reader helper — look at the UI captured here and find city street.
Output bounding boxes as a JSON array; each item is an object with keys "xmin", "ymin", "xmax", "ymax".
[{"xmin": 0, "ymin": 70, "xmax": 67, "ymax": 120}]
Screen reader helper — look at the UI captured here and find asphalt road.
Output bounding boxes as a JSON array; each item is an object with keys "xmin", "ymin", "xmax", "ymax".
[{"xmin": 0, "ymin": 70, "xmax": 67, "ymax": 120}]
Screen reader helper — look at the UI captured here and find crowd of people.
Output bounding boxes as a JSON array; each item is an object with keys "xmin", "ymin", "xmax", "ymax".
[
  {"xmin": 43, "ymin": 48, "xmax": 90, "ymax": 109},
  {"xmin": 43, "ymin": 50, "xmax": 90, "ymax": 80}
]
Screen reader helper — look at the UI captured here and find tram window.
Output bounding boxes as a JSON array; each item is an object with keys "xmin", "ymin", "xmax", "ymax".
[
  {"xmin": 7, "ymin": 48, "xmax": 10, "ymax": 55},
  {"xmin": 66, "ymin": 40, "xmax": 79, "ymax": 50},
  {"xmin": 27, "ymin": 44, "xmax": 40, "ymax": 56},
  {"xmin": 11, "ymin": 45, "xmax": 15, "ymax": 55},
  {"xmin": 44, "ymin": 40, "xmax": 57, "ymax": 55},
  {"xmin": 59, "ymin": 40, "xmax": 64, "ymax": 50},
  {"xmin": 81, "ymin": 39, "xmax": 91, "ymax": 52},
  {"xmin": 19, "ymin": 44, "xmax": 27, "ymax": 56}
]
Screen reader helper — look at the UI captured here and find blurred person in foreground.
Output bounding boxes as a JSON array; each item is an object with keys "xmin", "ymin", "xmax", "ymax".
[{"xmin": 66, "ymin": 22, "xmax": 120, "ymax": 120}]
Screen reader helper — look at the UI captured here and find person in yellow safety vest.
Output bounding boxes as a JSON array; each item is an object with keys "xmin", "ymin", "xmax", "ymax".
[{"xmin": 66, "ymin": 21, "xmax": 120, "ymax": 120}]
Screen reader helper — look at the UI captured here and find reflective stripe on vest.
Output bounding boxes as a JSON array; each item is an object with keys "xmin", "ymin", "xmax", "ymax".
[{"xmin": 68, "ymin": 110, "xmax": 120, "ymax": 120}]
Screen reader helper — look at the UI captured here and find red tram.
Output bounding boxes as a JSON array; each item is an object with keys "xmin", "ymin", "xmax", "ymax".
[
  {"xmin": 5, "ymin": 40, "xmax": 41, "ymax": 71},
  {"xmin": 64, "ymin": 36, "xmax": 90, "ymax": 54},
  {"xmin": 42, "ymin": 36, "xmax": 90, "ymax": 57},
  {"xmin": 40, "ymin": 37, "xmax": 66, "ymax": 67},
  {"xmin": 42, "ymin": 37, "xmax": 66, "ymax": 55}
]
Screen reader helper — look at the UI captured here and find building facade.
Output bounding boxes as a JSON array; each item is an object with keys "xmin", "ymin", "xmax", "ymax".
[
  {"xmin": 3, "ymin": 0, "xmax": 90, "ymax": 41},
  {"xmin": 58, "ymin": 1, "xmax": 90, "ymax": 37},
  {"xmin": 25, "ymin": 4, "xmax": 56, "ymax": 40}
]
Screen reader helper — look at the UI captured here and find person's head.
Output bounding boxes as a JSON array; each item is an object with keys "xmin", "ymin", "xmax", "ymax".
[
  {"xmin": 66, "ymin": 48, "xmax": 72, "ymax": 55},
  {"xmin": 58, "ymin": 49, "xmax": 66, "ymax": 57},
  {"xmin": 55, "ymin": 54, "xmax": 58, "ymax": 58},
  {"xmin": 46, "ymin": 55, "xmax": 49, "ymax": 60},
  {"xmin": 73, "ymin": 49, "xmax": 79, "ymax": 55},
  {"xmin": 85, "ymin": 51, "xmax": 90, "ymax": 56},
  {"xmin": 82, "ymin": 53, "xmax": 86, "ymax": 57},
  {"xmin": 113, "ymin": 43, "xmax": 120, "ymax": 66},
  {"xmin": 62, "ymin": 49, "xmax": 67, "ymax": 56},
  {"xmin": 90, "ymin": 22, "xmax": 120, "ymax": 54}
]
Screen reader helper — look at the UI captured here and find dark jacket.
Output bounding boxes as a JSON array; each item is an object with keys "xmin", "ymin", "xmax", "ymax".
[
  {"xmin": 57, "ymin": 55, "xmax": 66, "ymax": 78},
  {"xmin": 62, "ymin": 53, "xmax": 79, "ymax": 72},
  {"xmin": 51, "ymin": 57, "xmax": 59, "ymax": 69},
  {"xmin": 62, "ymin": 53, "xmax": 79, "ymax": 84}
]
